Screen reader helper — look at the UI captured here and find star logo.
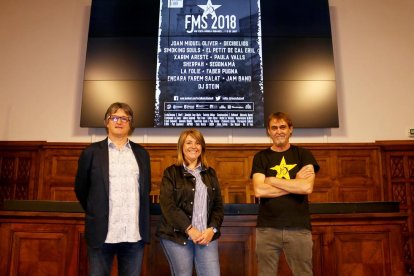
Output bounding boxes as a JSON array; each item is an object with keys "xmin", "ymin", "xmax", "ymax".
[
  {"xmin": 270, "ymin": 157, "xmax": 297, "ymax": 180},
  {"xmin": 198, "ymin": 0, "xmax": 221, "ymax": 19}
]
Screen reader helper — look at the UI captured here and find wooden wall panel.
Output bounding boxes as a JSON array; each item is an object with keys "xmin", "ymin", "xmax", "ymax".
[
  {"xmin": 312, "ymin": 214, "xmax": 407, "ymax": 276},
  {"xmin": 39, "ymin": 147, "xmax": 84, "ymax": 200},
  {"xmin": 212, "ymin": 157, "xmax": 250, "ymax": 182},
  {"xmin": 218, "ymin": 226, "xmax": 256, "ymax": 276},
  {"xmin": 0, "ymin": 141, "xmax": 391, "ymax": 205},
  {"xmin": 213, "ymin": 156, "xmax": 253, "ymax": 203},
  {"xmin": 75, "ymin": 226, "xmax": 88, "ymax": 276},
  {"xmin": 379, "ymin": 141, "xmax": 414, "ymax": 272},
  {"xmin": 309, "ymin": 148, "xmax": 383, "ymax": 203},
  {"xmin": 311, "ymin": 232, "xmax": 324, "ymax": 276},
  {"xmin": 147, "ymin": 149, "xmax": 177, "ymax": 203},
  {"xmin": 3, "ymin": 223, "xmax": 77, "ymax": 276},
  {"xmin": 145, "ymin": 236, "xmax": 169, "ymax": 275},
  {"xmin": 0, "ymin": 211, "xmax": 406, "ymax": 276},
  {"xmin": 51, "ymin": 187, "xmax": 77, "ymax": 201},
  {"xmin": 308, "ymin": 153, "xmax": 334, "ymax": 202},
  {"xmin": 2, "ymin": 140, "xmax": 414, "ymax": 272},
  {"xmin": 333, "ymin": 231, "xmax": 390, "ymax": 275},
  {"xmin": 10, "ymin": 232, "xmax": 67, "ymax": 276},
  {"xmin": 0, "ymin": 143, "xmax": 40, "ymax": 204}
]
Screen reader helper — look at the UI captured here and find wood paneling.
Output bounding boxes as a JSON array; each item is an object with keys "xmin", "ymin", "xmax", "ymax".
[
  {"xmin": 0, "ymin": 143, "xmax": 40, "ymax": 204},
  {"xmin": 1, "ymin": 142, "xmax": 386, "ymax": 203},
  {"xmin": 379, "ymin": 141, "xmax": 414, "ymax": 273},
  {"xmin": 0, "ymin": 210, "xmax": 406, "ymax": 276},
  {"xmin": 1, "ymin": 140, "xmax": 414, "ymax": 273},
  {"xmin": 0, "ymin": 214, "xmax": 84, "ymax": 276},
  {"xmin": 39, "ymin": 145, "xmax": 84, "ymax": 201},
  {"xmin": 10, "ymin": 231, "xmax": 67, "ymax": 275},
  {"xmin": 218, "ymin": 225, "xmax": 256, "ymax": 276}
]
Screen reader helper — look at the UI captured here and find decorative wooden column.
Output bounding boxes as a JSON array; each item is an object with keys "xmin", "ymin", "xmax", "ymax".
[{"xmin": 379, "ymin": 141, "xmax": 414, "ymax": 273}]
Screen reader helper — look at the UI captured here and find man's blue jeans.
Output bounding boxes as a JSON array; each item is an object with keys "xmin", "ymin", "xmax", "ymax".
[
  {"xmin": 160, "ymin": 238, "xmax": 220, "ymax": 276},
  {"xmin": 87, "ymin": 241, "xmax": 145, "ymax": 276},
  {"xmin": 256, "ymin": 227, "xmax": 313, "ymax": 276}
]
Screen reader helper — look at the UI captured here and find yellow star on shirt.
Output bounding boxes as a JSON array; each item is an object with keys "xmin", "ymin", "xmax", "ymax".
[{"xmin": 270, "ymin": 157, "xmax": 297, "ymax": 179}]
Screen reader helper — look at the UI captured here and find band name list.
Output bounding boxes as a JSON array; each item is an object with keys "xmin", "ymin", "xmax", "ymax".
[{"xmin": 163, "ymin": 40, "xmax": 255, "ymax": 90}]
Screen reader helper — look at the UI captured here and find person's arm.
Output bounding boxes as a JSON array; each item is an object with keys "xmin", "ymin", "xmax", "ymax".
[
  {"xmin": 159, "ymin": 168, "xmax": 196, "ymax": 233},
  {"xmin": 265, "ymin": 164, "xmax": 316, "ymax": 194},
  {"xmin": 74, "ymin": 149, "xmax": 91, "ymax": 211},
  {"xmin": 253, "ymin": 172, "xmax": 290, "ymax": 198}
]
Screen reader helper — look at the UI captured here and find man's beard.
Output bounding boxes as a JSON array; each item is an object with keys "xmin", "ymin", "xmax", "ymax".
[{"xmin": 274, "ymin": 136, "xmax": 287, "ymax": 147}]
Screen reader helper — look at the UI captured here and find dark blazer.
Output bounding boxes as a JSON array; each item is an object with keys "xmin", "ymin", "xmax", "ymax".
[
  {"xmin": 157, "ymin": 165, "xmax": 224, "ymax": 245},
  {"xmin": 75, "ymin": 138, "xmax": 151, "ymax": 248}
]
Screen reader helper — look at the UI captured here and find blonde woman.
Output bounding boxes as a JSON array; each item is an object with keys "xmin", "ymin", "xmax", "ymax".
[{"xmin": 157, "ymin": 129, "xmax": 224, "ymax": 276}]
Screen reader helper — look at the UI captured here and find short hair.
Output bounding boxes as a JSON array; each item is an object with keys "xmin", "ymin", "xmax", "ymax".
[
  {"xmin": 266, "ymin": 112, "xmax": 293, "ymax": 129},
  {"xmin": 175, "ymin": 129, "xmax": 209, "ymax": 168},
  {"xmin": 104, "ymin": 102, "xmax": 135, "ymax": 135}
]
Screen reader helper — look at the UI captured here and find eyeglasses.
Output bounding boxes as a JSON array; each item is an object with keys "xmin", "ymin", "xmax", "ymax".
[{"xmin": 108, "ymin": 115, "xmax": 131, "ymax": 124}]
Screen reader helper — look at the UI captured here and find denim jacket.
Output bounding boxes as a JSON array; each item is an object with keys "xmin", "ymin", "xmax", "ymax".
[{"xmin": 156, "ymin": 164, "xmax": 224, "ymax": 245}]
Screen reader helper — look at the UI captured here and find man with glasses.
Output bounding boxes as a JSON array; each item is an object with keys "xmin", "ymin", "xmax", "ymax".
[
  {"xmin": 251, "ymin": 112, "xmax": 319, "ymax": 276},
  {"xmin": 75, "ymin": 102, "xmax": 151, "ymax": 275}
]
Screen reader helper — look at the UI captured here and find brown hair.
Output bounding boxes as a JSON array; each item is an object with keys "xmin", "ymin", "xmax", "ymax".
[
  {"xmin": 266, "ymin": 112, "xmax": 293, "ymax": 128},
  {"xmin": 175, "ymin": 129, "xmax": 209, "ymax": 168},
  {"xmin": 266, "ymin": 112, "xmax": 293, "ymax": 136},
  {"xmin": 104, "ymin": 102, "xmax": 135, "ymax": 135}
]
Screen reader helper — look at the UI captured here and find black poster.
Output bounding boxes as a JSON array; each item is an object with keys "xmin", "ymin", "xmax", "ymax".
[{"xmin": 155, "ymin": 0, "xmax": 264, "ymax": 127}]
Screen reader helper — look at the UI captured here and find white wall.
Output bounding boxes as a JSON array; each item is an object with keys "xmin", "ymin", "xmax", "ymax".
[{"xmin": 0, "ymin": 0, "xmax": 413, "ymax": 143}]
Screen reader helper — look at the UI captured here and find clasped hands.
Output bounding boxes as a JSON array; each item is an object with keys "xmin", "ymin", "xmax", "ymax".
[{"xmin": 187, "ymin": 226, "xmax": 215, "ymax": 246}]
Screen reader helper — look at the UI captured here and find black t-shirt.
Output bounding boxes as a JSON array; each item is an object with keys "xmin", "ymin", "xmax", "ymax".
[{"xmin": 251, "ymin": 145, "xmax": 320, "ymax": 230}]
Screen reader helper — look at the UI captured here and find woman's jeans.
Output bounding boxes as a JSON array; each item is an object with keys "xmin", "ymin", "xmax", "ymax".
[
  {"xmin": 87, "ymin": 241, "xmax": 145, "ymax": 276},
  {"xmin": 160, "ymin": 238, "xmax": 220, "ymax": 276},
  {"xmin": 256, "ymin": 227, "xmax": 313, "ymax": 276}
]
